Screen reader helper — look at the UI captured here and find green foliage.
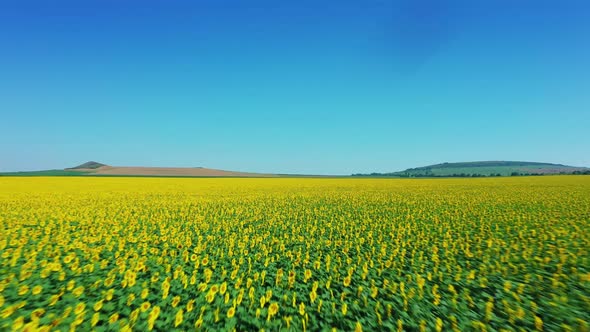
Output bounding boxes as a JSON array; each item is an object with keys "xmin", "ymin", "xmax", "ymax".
[
  {"xmin": 353, "ymin": 161, "xmax": 588, "ymax": 177},
  {"xmin": 0, "ymin": 177, "xmax": 588, "ymax": 331},
  {"xmin": 0, "ymin": 170, "xmax": 91, "ymax": 177}
]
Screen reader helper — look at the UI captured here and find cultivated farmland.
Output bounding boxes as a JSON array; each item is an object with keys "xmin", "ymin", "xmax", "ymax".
[{"xmin": 0, "ymin": 176, "xmax": 588, "ymax": 331}]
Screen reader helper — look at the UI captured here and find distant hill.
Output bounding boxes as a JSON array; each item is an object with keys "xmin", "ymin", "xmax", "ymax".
[
  {"xmin": 66, "ymin": 161, "xmax": 106, "ymax": 170},
  {"xmin": 3, "ymin": 160, "xmax": 588, "ymax": 178},
  {"xmin": 1, "ymin": 161, "xmax": 279, "ymax": 177},
  {"xmin": 62, "ymin": 162, "xmax": 280, "ymax": 177},
  {"xmin": 354, "ymin": 161, "xmax": 590, "ymax": 177},
  {"xmin": 2, "ymin": 161, "xmax": 346, "ymax": 178},
  {"xmin": 61, "ymin": 161, "xmax": 278, "ymax": 177}
]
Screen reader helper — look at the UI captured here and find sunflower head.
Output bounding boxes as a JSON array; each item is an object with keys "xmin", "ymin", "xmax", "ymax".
[
  {"xmin": 227, "ymin": 307, "xmax": 236, "ymax": 318},
  {"xmin": 74, "ymin": 303, "xmax": 86, "ymax": 315},
  {"xmin": 343, "ymin": 276, "xmax": 351, "ymax": 287},
  {"xmin": 174, "ymin": 309, "xmax": 184, "ymax": 327},
  {"xmin": 93, "ymin": 300, "xmax": 103, "ymax": 312},
  {"xmin": 171, "ymin": 296, "xmax": 181, "ymax": 308},
  {"xmin": 269, "ymin": 302, "xmax": 279, "ymax": 316},
  {"xmin": 108, "ymin": 313, "xmax": 119, "ymax": 324},
  {"xmin": 32, "ymin": 285, "xmax": 43, "ymax": 295}
]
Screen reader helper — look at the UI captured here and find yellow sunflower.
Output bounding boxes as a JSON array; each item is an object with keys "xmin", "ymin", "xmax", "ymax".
[
  {"xmin": 74, "ymin": 303, "xmax": 86, "ymax": 315},
  {"xmin": 174, "ymin": 309, "xmax": 184, "ymax": 327},
  {"xmin": 109, "ymin": 313, "xmax": 119, "ymax": 324},
  {"xmin": 343, "ymin": 276, "xmax": 351, "ymax": 287},
  {"xmin": 171, "ymin": 296, "xmax": 181, "ymax": 308},
  {"xmin": 227, "ymin": 307, "xmax": 236, "ymax": 318},
  {"xmin": 12, "ymin": 316, "xmax": 25, "ymax": 330},
  {"xmin": 18, "ymin": 285, "xmax": 29, "ymax": 296},
  {"xmin": 91, "ymin": 313, "xmax": 100, "ymax": 327},
  {"xmin": 32, "ymin": 285, "xmax": 43, "ymax": 295},
  {"xmin": 268, "ymin": 302, "xmax": 279, "ymax": 320},
  {"xmin": 72, "ymin": 286, "xmax": 84, "ymax": 297}
]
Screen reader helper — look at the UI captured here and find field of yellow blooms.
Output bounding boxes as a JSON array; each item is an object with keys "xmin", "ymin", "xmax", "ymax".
[{"xmin": 0, "ymin": 176, "xmax": 589, "ymax": 331}]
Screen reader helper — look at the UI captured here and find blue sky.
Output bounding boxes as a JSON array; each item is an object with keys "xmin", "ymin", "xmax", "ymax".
[{"xmin": 1, "ymin": 0, "xmax": 589, "ymax": 174}]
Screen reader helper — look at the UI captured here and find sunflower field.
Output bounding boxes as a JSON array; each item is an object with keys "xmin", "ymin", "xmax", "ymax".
[{"xmin": 0, "ymin": 176, "xmax": 589, "ymax": 331}]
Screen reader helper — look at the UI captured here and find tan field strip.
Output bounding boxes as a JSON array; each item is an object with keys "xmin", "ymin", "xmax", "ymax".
[{"xmin": 72, "ymin": 166, "xmax": 278, "ymax": 177}]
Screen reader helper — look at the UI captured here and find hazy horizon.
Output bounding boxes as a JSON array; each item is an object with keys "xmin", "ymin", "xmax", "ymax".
[{"xmin": 1, "ymin": 0, "xmax": 589, "ymax": 175}]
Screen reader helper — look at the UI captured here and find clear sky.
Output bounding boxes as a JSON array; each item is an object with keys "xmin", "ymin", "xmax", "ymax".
[{"xmin": 1, "ymin": 0, "xmax": 589, "ymax": 174}]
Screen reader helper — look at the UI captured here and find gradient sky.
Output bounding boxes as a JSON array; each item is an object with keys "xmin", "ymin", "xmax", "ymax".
[{"xmin": 1, "ymin": 0, "xmax": 589, "ymax": 174}]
